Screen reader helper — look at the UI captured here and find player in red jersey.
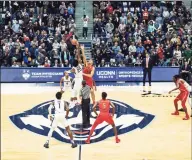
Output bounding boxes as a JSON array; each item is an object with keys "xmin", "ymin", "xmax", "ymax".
[
  {"xmin": 81, "ymin": 45, "xmax": 96, "ymax": 104},
  {"xmin": 85, "ymin": 92, "xmax": 120, "ymax": 144},
  {"xmin": 169, "ymin": 75, "xmax": 190, "ymax": 120}
]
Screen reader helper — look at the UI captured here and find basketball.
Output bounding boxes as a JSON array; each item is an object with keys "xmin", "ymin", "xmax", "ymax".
[{"xmin": 71, "ymin": 39, "xmax": 79, "ymax": 46}]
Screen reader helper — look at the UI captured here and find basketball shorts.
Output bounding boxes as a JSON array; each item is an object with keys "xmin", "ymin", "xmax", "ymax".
[
  {"xmin": 94, "ymin": 114, "xmax": 114, "ymax": 125},
  {"xmin": 86, "ymin": 81, "xmax": 93, "ymax": 88},
  {"xmin": 62, "ymin": 86, "xmax": 72, "ymax": 92},
  {"xmin": 175, "ymin": 91, "xmax": 189, "ymax": 104},
  {"xmin": 51, "ymin": 113, "xmax": 69, "ymax": 128},
  {"xmin": 72, "ymin": 78, "xmax": 82, "ymax": 97}
]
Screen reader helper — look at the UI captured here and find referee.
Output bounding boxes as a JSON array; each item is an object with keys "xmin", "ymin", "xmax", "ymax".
[{"xmin": 79, "ymin": 80, "xmax": 91, "ymax": 128}]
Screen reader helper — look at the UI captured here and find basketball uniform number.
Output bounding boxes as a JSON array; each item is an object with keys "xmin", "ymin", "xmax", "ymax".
[
  {"xmin": 102, "ymin": 103, "xmax": 106, "ymax": 109},
  {"xmin": 77, "ymin": 66, "xmax": 82, "ymax": 73}
]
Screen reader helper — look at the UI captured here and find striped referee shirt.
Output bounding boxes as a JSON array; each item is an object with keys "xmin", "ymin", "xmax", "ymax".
[{"xmin": 79, "ymin": 85, "xmax": 91, "ymax": 99}]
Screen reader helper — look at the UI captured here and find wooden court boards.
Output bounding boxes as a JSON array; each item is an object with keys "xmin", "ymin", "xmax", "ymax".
[{"xmin": 1, "ymin": 84, "xmax": 191, "ymax": 160}]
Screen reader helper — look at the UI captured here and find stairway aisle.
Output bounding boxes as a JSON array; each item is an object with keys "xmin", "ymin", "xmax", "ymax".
[{"xmin": 75, "ymin": 1, "xmax": 93, "ymax": 59}]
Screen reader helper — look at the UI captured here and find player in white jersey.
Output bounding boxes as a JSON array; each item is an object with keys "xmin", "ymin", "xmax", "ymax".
[
  {"xmin": 44, "ymin": 92, "xmax": 77, "ymax": 148},
  {"xmin": 66, "ymin": 45, "xmax": 83, "ymax": 102},
  {"xmin": 60, "ymin": 72, "xmax": 73, "ymax": 92}
]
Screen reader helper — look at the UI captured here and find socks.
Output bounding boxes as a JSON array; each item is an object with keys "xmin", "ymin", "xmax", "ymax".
[
  {"xmin": 148, "ymin": 86, "xmax": 151, "ymax": 92},
  {"xmin": 71, "ymin": 140, "xmax": 74, "ymax": 144},
  {"xmin": 143, "ymin": 86, "xmax": 146, "ymax": 91}
]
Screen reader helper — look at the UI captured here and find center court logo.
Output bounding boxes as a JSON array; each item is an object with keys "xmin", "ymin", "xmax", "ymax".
[{"xmin": 9, "ymin": 100, "xmax": 155, "ymax": 144}]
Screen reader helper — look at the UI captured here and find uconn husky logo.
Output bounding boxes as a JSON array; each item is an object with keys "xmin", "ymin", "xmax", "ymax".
[
  {"xmin": 9, "ymin": 100, "xmax": 155, "ymax": 144},
  {"xmin": 22, "ymin": 69, "xmax": 30, "ymax": 80}
]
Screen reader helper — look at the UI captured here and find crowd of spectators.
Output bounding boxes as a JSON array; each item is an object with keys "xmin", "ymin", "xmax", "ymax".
[
  {"xmin": 0, "ymin": 1, "xmax": 192, "ymax": 70},
  {"xmin": 92, "ymin": 1, "xmax": 192, "ymax": 68},
  {"xmin": 0, "ymin": 1, "xmax": 78, "ymax": 67}
]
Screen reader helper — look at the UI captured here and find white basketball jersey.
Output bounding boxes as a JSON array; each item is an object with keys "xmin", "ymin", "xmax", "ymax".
[
  {"xmin": 63, "ymin": 76, "xmax": 72, "ymax": 88},
  {"xmin": 54, "ymin": 99, "xmax": 65, "ymax": 114},
  {"xmin": 73, "ymin": 64, "xmax": 83, "ymax": 79}
]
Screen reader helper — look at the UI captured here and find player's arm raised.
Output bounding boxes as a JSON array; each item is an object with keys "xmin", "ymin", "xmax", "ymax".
[
  {"xmin": 93, "ymin": 101, "xmax": 99, "ymax": 117},
  {"xmin": 81, "ymin": 45, "xmax": 88, "ymax": 66},
  {"xmin": 83, "ymin": 67, "xmax": 95, "ymax": 78},
  {"xmin": 110, "ymin": 101, "xmax": 115, "ymax": 117},
  {"xmin": 76, "ymin": 44, "xmax": 82, "ymax": 64},
  {"xmin": 65, "ymin": 68, "xmax": 75, "ymax": 74}
]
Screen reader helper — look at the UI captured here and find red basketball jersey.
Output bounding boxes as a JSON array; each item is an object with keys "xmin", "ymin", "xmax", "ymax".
[
  {"xmin": 177, "ymin": 80, "xmax": 188, "ymax": 92},
  {"xmin": 83, "ymin": 66, "xmax": 93, "ymax": 87},
  {"xmin": 98, "ymin": 99, "xmax": 110, "ymax": 114}
]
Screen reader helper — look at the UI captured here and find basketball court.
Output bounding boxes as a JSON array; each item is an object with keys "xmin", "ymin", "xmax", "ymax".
[{"xmin": 1, "ymin": 83, "xmax": 191, "ymax": 160}]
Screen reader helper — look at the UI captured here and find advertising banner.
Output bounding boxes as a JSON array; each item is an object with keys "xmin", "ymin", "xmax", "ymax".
[{"xmin": 0, "ymin": 67, "xmax": 179, "ymax": 83}]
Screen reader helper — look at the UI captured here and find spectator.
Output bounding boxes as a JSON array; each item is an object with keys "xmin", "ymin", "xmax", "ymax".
[
  {"xmin": 112, "ymin": 42, "xmax": 121, "ymax": 57},
  {"xmin": 68, "ymin": 3, "xmax": 75, "ymax": 17},
  {"xmin": 61, "ymin": 47, "xmax": 70, "ymax": 65},
  {"xmin": 11, "ymin": 61, "xmax": 19, "ymax": 67},
  {"xmin": 173, "ymin": 45, "xmax": 182, "ymax": 60},
  {"xmin": 136, "ymin": 43, "xmax": 145, "ymax": 56},
  {"xmin": 53, "ymin": 59, "xmax": 61, "ymax": 67},
  {"xmin": 98, "ymin": 59, "xmax": 108, "ymax": 67},
  {"xmin": 120, "ymin": 13, "xmax": 127, "ymax": 24},
  {"xmin": 23, "ymin": 48, "xmax": 32, "ymax": 66},
  {"xmin": 118, "ymin": 21, "xmax": 126, "ymax": 34},
  {"xmin": 109, "ymin": 59, "xmax": 116, "ymax": 67},
  {"xmin": 148, "ymin": 20, "xmax": 156, "ymax": 33},
  {"xmin": 142, "ymin": 7, "xmax": 149, "ymax": 24},
  {"xmin": 106, "ymin": 2, "xmax": 113, "ymax": 15},
  {"xmin": 116, "ymin": 50, "xmax": 124, "ymax": 63},
  {"xmin": 59, "ymin": 2, "xmax": 67, "ymax": 15},
  {"xmin": 157, "ymin": 44, "xmax": 164, "ymax": 65},
  {"xmin": 129, "ymin": 42, "xmax": 137, "ymax": 56},
  {"xmin": 52, "ymin": 40, "xmax": 60, "ymax": 51},
  {"xmin": 179, "ymin": 61, "xmax": 191, "ymax": 83},
  {"xmin": 82, "ymin": 15, "xmax": 89, "ymax": 39},
  {"xmin": 12, "ymin": 21, "xmax": 20, "ymax": 33},
  {"xmin": 183, "ymin": 46, "xmax": 192, "ymax": 60},
  {"xmin": 63, "ymin": 59, "xmax": 70, "ymax": 67}
]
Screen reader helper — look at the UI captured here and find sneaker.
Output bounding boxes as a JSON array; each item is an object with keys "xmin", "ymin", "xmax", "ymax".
[
  {"xmin": 71, "ymin": 143, "xmax": 77, "ymax": 148},
  {"xmin": 44, "ymin": 142, "xmax": 49, "ymax": 148},
  {"xmin": 183, "ymin": 117, "xmax": 190, "ymax": 120},
  {"xmin": 85, "ymin": 139, "xmax": 90, "ymax": 144},
  {"xmin": 171, "ymin": 111, "xmax": 179, "ymax": 115},
  {"xmin": 116, "ymin": 137, "xmax": 120, "ymax": 143}
]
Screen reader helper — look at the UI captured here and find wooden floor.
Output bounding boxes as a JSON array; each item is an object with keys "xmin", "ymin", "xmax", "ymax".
[{"xmin": 1, "ymin": 83, "xmax": 191, "ymax": 160}]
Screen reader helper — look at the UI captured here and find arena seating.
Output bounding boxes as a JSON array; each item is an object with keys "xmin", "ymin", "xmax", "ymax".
[
  {"xmin": 0, "ymin": 1, "xmax": 191, "ymax": 71},
  {"xmin": 92, "ymin": 1, "xmax": 192, "ymax": 69},
  {"xmin": 0, "ymin": 1, "xmax": 76, "ymax": 67}
]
